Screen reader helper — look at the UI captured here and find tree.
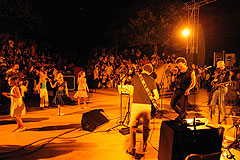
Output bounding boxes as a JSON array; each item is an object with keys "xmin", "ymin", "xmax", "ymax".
[
  {"xmin": 0, "ymin": 0, "xmax": 42, "ymax": 36},
  {"xmin": 120, "ymin": 0, "xmax": 187, "ymax": 50}
]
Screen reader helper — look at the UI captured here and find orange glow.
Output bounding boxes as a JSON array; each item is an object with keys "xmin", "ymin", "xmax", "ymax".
[{"xmin": 182, "ymin": 29, "xmax": 190, "ymax": 37}]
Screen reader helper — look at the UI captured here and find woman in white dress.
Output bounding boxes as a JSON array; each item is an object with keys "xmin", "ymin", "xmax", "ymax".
[{"xmin": 2, "ymin": 76, "xmax": 26, "ymax": 132}]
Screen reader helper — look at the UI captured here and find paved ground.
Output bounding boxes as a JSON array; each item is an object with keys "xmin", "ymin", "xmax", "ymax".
[{"xmin": 0, "ymin": 88, "xmax": 239, "ymax": 160}]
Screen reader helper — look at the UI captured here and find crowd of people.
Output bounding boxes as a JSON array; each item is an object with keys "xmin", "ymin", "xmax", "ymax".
[
  {"xmin": 1, "ymin": 32, "xmax": 238, "ymax": 101},
  {"xmin": 84, "ymin": 47, "xmax": 219, "ymax": 94}
]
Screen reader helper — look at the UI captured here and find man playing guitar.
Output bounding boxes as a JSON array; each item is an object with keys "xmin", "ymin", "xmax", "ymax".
[
  {"xmin": 210, "ymin": 61, "xmax": 233, "ymax": 119},
  {"xmin": 126, "ymin": 64, "xmax": 160, "ymax": 156}
]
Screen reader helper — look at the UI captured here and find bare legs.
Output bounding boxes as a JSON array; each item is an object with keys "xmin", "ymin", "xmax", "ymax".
[
  {"xmin": 12, "ymin": 116, "xmax": 26, "ymax": 132},
  {"xmin": 58, "ymin": 105, "xmax": 64, "ymax": 116},
  {"xmin": 77, "ymin": 97, "xmax": 88, "ymax": 109}
]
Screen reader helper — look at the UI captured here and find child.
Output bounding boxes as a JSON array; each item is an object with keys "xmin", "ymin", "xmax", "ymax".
[
  {"xmin": 38, "ymin": 66, "xmax": 49, "ymax": 110},
  {"xmin": 74, "ymin": 71, "xmax": 89, "ymax": 109},
  {"xmin": 2, "ymin": 76, "xmax": 26, "ymax": 132},
  {"xmin": 50, "ymin": 73, "xmax": 69, "ymax": 116}
]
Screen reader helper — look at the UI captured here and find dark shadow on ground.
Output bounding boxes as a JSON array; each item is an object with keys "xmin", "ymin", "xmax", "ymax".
[
  {"xmin": 94, "ymin": 91, "xmax": 119, "ymax": 96},
  {"xmin": 27, "ymin": 124, "xmax": 81, "ymax": 131},
  {"xmin": 0, "ymin": 118, "xmax": 49, "ymax": 125},
  {"xmin": 0, "ymin": 140, "xmax": 97, "ymax": 160}
]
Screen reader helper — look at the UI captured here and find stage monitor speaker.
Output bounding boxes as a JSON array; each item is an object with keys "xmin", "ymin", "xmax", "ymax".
[
  {"xmin": 226, "ymin": 81, "xmax": 239, "ymax": 105},
  {"xmin": 213, "ymin": 51, "xmax": 225, "ymax": 67},
  {"xmin": 64, "ymin": 76, "xmax": 75, "ymax": 90},
  {"xmin": 81, "ymin": 109, "xmax": 109, "ymax": 132},
  {"xmin": 158, "ymin": 120, "xmax": 223, "ymax": 160},
  {"xmin": 225, "ymin": 53, "xmax": 236, "ymax": 67}
]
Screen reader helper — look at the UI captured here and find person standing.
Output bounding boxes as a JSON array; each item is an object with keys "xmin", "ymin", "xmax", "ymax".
[
  {"xmin": 210, "ymin": 61, "xmax": 233, "ymax": 119},
  {"xmin": 73, "ymin": 71, "xmax": 89, "ymax": 109},
  {"xmin": 170, "ymin": 57, "xmax": 196, "ymax": 123},
  {"xmin": 127, "ymin": 64, "xmax": 159, "ymax": 155},
  {"xmin": 38, "ymin": 66, "xmax": 49, "ymax": 110},
  {"xmin": 93, "ymin": 65, "xmax": 99, "ymax": 92},
  {"xmin": 50, "ymin": 73, "xmax": 69, "ymax": 116},
  {"xmin": 2, "ymin": 76, "xmax": 26, "ymax": 132}
]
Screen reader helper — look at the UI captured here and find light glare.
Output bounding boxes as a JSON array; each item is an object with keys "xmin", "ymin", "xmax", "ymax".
[{"xmin": 182, "ymin": 29, "xmax": 190, "ymax": 37}]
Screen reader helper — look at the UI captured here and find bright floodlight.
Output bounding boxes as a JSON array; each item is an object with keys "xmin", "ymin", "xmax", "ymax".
[{"xmin": 182, "ymin": 29, "xmax": 190, "ymax": 37}]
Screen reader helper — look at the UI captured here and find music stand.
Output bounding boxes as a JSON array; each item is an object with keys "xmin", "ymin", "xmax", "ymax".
[
  {"xmin": 117, "ymin": 84, "xmax": 131, "ymax": 126},
  {"xmin": 107, "ymin": 83, "xmax": 132, "ymax": 133}
]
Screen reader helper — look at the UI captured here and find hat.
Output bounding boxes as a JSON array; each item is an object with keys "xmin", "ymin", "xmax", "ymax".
[{"xmin": 217, "ymin": 61, "xmax": 225, "ymax": 68}]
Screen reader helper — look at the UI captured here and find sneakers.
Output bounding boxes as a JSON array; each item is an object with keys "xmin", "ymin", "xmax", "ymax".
[{"xmin": 126, "ymin": 148, "xmax": 136, "ymax": 156}]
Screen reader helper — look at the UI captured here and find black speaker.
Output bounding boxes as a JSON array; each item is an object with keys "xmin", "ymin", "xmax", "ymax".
[
  {"xmin": 81, "ymin": 109, "xmax": 109, "ymax": 132},
  {"xmin": 158, "ymin": 120, "xmax": 223, "ymax": 160},
  {"xmin": 225, "ymin": 53, "xmax": 236, "ymax": 67},
  {"xmin": 213, "ymin": 51, "xmax": 224, "ymax": 67},
  {"xmin": 226, "ymin": 81, "xmax": 239, "ymax": 105}
]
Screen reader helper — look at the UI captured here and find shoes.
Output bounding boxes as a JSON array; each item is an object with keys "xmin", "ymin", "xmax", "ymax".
[
  {"xmin": 175, "ymin": 113, "xmax": 187, "ymax": 124},
  {"xmin": 16, "ymin": 126, "xmax": 27, "ymax": 132},
  {"xmin": 58, "ymin": 113, "xmax": 65, "ymax": 116},
  {"xmin": 136, "ymin": 128, "xmax": 142, "ymax": 133},
  {"xmin": 40, "ymin": 107, "xmax": 44, "ymax": 110},
  {"xmin": 126, "ymin": 148, "xmax": 136, "ymax": 156},
  {"xmin": 142, "ymin": 146, "xmax": 147, "ymax": 152}
]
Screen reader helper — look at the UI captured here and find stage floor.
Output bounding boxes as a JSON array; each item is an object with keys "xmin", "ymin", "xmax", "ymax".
[{"xmin": 0, "ymin": 88, "xmax": 239, "ymax": 160}]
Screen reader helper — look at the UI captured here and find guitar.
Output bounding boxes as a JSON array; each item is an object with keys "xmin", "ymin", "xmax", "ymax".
[{"xmin": 211, "ymin": 81, "xmax": 232, "ymax": 93}]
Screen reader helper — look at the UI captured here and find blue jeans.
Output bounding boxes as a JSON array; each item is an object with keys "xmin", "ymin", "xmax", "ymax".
[{"xmin": 211, "ymin": 87, "xmax": 228, "ymax": 116}]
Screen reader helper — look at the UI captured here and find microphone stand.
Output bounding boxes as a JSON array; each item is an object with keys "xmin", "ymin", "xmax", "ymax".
[{"xmin": 156, "ymin": 64, "xmax": 169, "ymax": 119}]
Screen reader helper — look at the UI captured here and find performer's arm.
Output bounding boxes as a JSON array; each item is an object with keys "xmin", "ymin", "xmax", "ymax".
[
  {"xmin": 49, "ymin": 80, "xmax": 57, "ymax": 88},
  {"xmin": 184, "ymin": 71, "xmax": 196, "ymax": 95},
  {"xmin": 153, "ymin": 89, "xmax": 159, "ymax": 102},
  {"xmin": 65, "ymin": 82, "xmax": 69, "ymax": 97},
  {"xmin": 129, "ymin": 85, "xmax": 134, "ymax": 97},
  {"xmin": 229, "ymin": 71, "xmax": 234, "ymax": 81}
]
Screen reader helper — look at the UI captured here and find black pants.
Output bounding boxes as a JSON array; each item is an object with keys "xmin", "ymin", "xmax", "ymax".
[{"xmin": 170, "ymin": 89, "xmax": 188, "ymax": 117}]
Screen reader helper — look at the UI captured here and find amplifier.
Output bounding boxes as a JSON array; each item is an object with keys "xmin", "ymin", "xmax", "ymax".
[{"xmin": 158, "ymin": 120, "xmax": 223, "ymax": 160}]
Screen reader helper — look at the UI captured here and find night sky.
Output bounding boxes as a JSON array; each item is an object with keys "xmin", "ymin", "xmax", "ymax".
[
  {"xmin": 200, "ymin": 0, "xmax": 240, "ymax": 63},
  {"xmin": 5, "ymin": 0, "xmax": 240, "ymax": 64}
]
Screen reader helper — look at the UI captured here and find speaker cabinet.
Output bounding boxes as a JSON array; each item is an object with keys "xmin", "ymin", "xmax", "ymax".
[
  {"xmin": 81, "ymin": 109, "xmax": 109, "ymax": 132},
  {"xmin": 225, "ymin": 53, "xmax": 236, "ymax": 67},
  {"xmin": 213, "ymin": 51, "xmax": 225, "ymax": 67},
  {"xmin": 64, "ymin": 76, "xmax": 75, "ymax": 90},
  {"xmin": 158, "ymin": 121, "xmax": 223, "ymax": 160}
]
